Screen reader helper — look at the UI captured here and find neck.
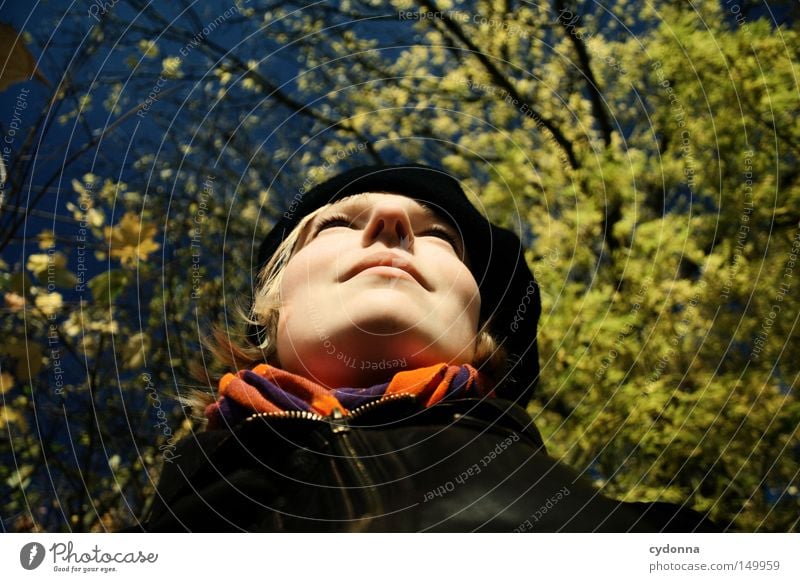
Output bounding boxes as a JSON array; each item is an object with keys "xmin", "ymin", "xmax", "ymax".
[{"xmin": 281, "ymin": 354, "xmax": 412, "ymax": 388}]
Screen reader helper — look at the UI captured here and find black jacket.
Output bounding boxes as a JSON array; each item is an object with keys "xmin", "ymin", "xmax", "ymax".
[{"xmin": 138, "ymin": 395, "xmax": 719, "ymax": 532}]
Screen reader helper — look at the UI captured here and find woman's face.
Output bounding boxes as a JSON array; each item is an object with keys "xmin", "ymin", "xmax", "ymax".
[{"xmin": 276, "ymin": 192, "xmax": 481, "ymax": 388}]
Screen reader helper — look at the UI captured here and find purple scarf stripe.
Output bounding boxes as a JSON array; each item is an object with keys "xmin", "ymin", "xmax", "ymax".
[
  {"xmin": 446, "ymin": 366, "xmax": 472, "ymax": 398},
  {"xmin": 333, "ymin": 382, "xmax": 390, "ymax": 409},
  {"xmin": 217, "ymin": 397, "xmax": 252, "ymax": 426},
  {"xmin": 242, "ymin": 370, "xmax": 313, "ymax": 412}
]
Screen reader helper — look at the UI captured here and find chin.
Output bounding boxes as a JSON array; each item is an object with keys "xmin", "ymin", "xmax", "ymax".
[
  {"xmin": 337, "ymin": 332, "xmax": 455, "ymax": 366},
  {"xmin": 342, "ymin": 303, "xmax": 428, "ymax": 335}
]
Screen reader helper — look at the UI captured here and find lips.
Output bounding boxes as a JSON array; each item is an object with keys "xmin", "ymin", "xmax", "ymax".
[{"xmin": 343, "ymin": 252, "xmax": 430, "ymax": 290}]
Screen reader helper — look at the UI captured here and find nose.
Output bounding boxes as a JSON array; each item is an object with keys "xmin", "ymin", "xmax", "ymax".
[{"xmin": 362, "ymin": 201, "xmax": 415, "ymax": 251}]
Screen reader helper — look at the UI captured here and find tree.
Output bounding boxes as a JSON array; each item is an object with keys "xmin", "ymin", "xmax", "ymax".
[{"xmin": 0, "ymin": 0, "xmax": 797, "ymax": 532}]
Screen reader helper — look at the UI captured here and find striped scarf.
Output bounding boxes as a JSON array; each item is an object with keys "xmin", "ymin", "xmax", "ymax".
[{"xmin": 205, "ymin": 363, "xmax": 490, "ymax": 430}]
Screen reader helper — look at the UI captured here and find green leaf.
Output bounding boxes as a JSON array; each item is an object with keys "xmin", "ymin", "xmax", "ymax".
[
  {"xmin": 88, "ymin": 270, "xmax": 129, "ymax": 307},
  {"xmin": 7, "ymin": 271, "xmax": 33, "ymax": 295}
]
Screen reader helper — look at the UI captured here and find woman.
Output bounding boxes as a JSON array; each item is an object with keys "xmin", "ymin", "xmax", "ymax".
[{"xmin": 138, "ymin": 164, "xmax": 718, "ymax": 532}]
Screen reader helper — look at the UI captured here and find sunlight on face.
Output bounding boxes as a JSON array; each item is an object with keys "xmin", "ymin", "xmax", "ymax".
[{"xmin": 276, "ymin": 192, "xmax": 480, "ymax": 388}]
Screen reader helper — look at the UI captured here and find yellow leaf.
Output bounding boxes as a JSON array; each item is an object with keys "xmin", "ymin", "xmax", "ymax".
[
  {"xmin": 0, "ymin": 371, "xmax": 14, "ymax": 394},
  {"xmin": 25, "ymin": 252, "xmax": 77, "ymax": 287},
  {"xmin": 104, "ymin": 212, "xmax": 160, "ymax": 267},
  {"xmin": 124, "ymin": 332, "xmax": 149, "ymax": 369},
  {"xmin": 26, "ymin": 253, "xmax": 50, "ymax": 277},
  {"xmin": 161, "ymin": 56, "xmax": 182, "ymax": 79},
  {"xmin": 87, "ymin": 208, "xmax": 105, "ymax": 228},
  {"xmin": 137, "ymin": 39, "xmax": 159, "ymax": 59},
  {"xmin": 214, "ymin": 67, "xmax": 232, "ymax": 85},
  {"xmin": 37, "ymin": 230, "xmax": 56, "ymax": 250},
  {"xmin": 71, "ymin": 177, "xmax": 92, "ymax": 199},
  {"xmin": 0, "ymin": 23, "xmax": 49, "ymax": 91},
  {"xmin": 4, "ymin": 292, "xmax": 25, "ymax": 312},
  {"xmin": 0, "ymin": 407, "xmax": 24, "ymax": 430},
  {"xmin": 34, "ymin": 292, "xmax": 63, "ymax": 316},
  {"xmin": 6, "ymin": 463, "xmax": 33, "ymax": 487},
  {"xmin": 242, "ymin": 77, "xmax": 258, "ymax": 91}
]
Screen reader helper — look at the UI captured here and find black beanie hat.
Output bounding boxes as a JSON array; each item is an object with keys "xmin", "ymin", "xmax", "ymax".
[{"xmin": 255, "ymin": 164, "xmax": 541, "ymax": 406}]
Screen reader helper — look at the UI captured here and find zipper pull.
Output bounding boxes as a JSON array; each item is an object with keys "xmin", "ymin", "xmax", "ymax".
[{"xmin": 329, "ymin": 407, "xmax": 349, "ymax": 434}]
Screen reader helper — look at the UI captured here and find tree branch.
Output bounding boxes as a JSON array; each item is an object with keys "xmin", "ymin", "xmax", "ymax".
[
  {"xmin": 554, "ymin": 0, "xmax": 614, "ymax": 146},
  {"xmin": 421, "ymin": 0, "xmax": 580, "ymax": 169}
]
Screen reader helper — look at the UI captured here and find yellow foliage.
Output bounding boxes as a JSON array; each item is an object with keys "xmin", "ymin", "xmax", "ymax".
[
  {"xmin": 103, "ymin": 212, "xmax": 161, "ymax": 267},
  {"xmin": 2, "ymin": 337, "xmax": 42, "ymax": 380},
  {"xmin": 25, "ymin": 252, "xmax": 78, "ymax": 288},
  {"xmin": 137, "ymin": 39, "xmax": 159, "ymax": 59},
  {"xmin": 34, "ymin": 292, "xmax": 63, "ymax": 316},
  {"xmin": 0, "ymin": 406, "xmax": 28, "ymax": 431},
  {"xmin": 25, "ymin": 254, "xmax": 50, "ymax": 277},
  {"xmin": 0, "ymin": 371, "xmax": 13, "ymax": 394},
  {"xmin": 4, "ymin": 292, "xmax": 25, "ymax": 312},
  {"xmin": 37, "ymin": 231, "xmax": 56, "ymax": 250},
  {"xmin": 161, "ymin": 57, "xmax": 182, "ymax": 79}
]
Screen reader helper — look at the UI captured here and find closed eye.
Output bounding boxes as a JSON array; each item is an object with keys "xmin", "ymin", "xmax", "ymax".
[
  {"xmin": 314, "ymin": 214, "xmax": 353, "ymax": 233},
  {"xmin": 420, "ymin": 225, "xmax": 461, "ymax": 251}
]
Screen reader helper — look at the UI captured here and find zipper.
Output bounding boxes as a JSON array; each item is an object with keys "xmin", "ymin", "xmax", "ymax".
[
  {"xmin": 347, "ymin": 392, "xmax": 418, "ymax": 420},
  {"xmin": 243, "ymin": 392, "xmax": 419, "ymax": 425},
  {"xmin": 328, "ymin": 407, "xmax": 382, "ymax": 530},
  {"xmin": 245, "ymin": 409, "xmax": 325, "ymax": 423}
]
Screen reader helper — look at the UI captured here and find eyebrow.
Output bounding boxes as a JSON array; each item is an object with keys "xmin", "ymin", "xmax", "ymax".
[
  {"xmin": 417, "ymin": 202, "xmax": 441, "ymax": 221},
  {"xmin": 416, "ymin": 202, "xmax": 462, "ymax": 235},
  {"xmin": 324, "ymin": 194, "xmax": 448, "ymax": 224},
  {"xmin": 304, "ymin": 194, "xmax": 466, "ymax": 256},
  {"xmin": 304, "ymin": 196, "xmax": 363, "ymax": 234}
]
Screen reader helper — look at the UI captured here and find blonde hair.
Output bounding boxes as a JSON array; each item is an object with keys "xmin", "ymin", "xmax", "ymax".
[{"xmin": 186, "ymin": 200, "xmax": 507, "ymax": 419}]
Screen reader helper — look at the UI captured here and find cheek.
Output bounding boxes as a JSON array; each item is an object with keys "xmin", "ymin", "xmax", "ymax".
[
  {"xmin": 277, "ymin": 244, "xmax": 344, "ymax": 331},
  {"xmin": 277, "ymin": 256, "xmax": 316, "ymax": 333},
  {"xmin": 445, "ymin": 259, "xmax": 480, "ymax": 309},
  {"xmin": 435, "ymin": 258, "xmax": 481, "ymax": 332},
  {"xmin": 280, "ymin": 245, "xmax": 332, "ymax": 299},
  {"xmin": 278, "ymin": 262, "xmax": 304, "ymax": 309},
  {"xmin": 276, "ymin": 255, "xmax": 322, "ymax": 358},
  {"xmin": 461, "ymin": 277, "xmax": 482, "ymax": 324}
]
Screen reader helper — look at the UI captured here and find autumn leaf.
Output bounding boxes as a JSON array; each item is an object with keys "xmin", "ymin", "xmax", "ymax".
[
  {"xmin": 3, "ymin": 292, "xmax": 25, "ymax": 312},
  {"xmin": 37, "ymin": 231, "xmax": 56, "ymax": 250},
  {"xmin": 6, "ymin": 464, "xmax": 34, "ymax": 488},
  {"xmin": 0, "ymin": 371, "xmax": 14, "ymax": 394},
  {"xmin": 104, "ymin": 212, "xmax": 161, "ymax": 267},
  {"xmin": 161, "ymin": 56, "xmax": 182, "ymax": 79},
  {"xmin": 0, "ymin": 23, "xmax": 49, "ymax": 91},
  {"xmin": 137, "ymin": 39, "xmax": 159, "ymax": 59},
  {"xmin": 0, "ymin": 407, "xmax": 27, "ymax": 431},
  {"xmin": 2, "ymin": 336, "xmax": 42, "ymax": 380},
  {"xmin": 25, "ymin": 252, "xmax": 78, "ymax": 288},
  {"xmin": 25, "ymin": 254, "xmax": 50, "ymax": 277},
  {"xmin": 68, "ymin": 179, "xmax": 105, "ymax": 227},
  {"xmin": 124, "ymin": 332, "xmax": 150, "ymax": 370},
  {"xmin": 34, "ymin": 292, "xmax": 63, "ymax": 316}
]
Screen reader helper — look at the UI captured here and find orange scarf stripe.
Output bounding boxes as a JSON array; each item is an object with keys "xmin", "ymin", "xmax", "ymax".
[
  {"xmin": 426, "ymin": 365, "xmax": 465, "ymax": 407},
  {"xmin": 384, "ymin": 363, "xmax": 448, "ymax": 402},
  {"xmin": 206, "ymin": 362, "xmax": 490, "ymax": 430},
  {"xmin": 220, "ymin": 375, "xmax": 282, "ymax": 415}
]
